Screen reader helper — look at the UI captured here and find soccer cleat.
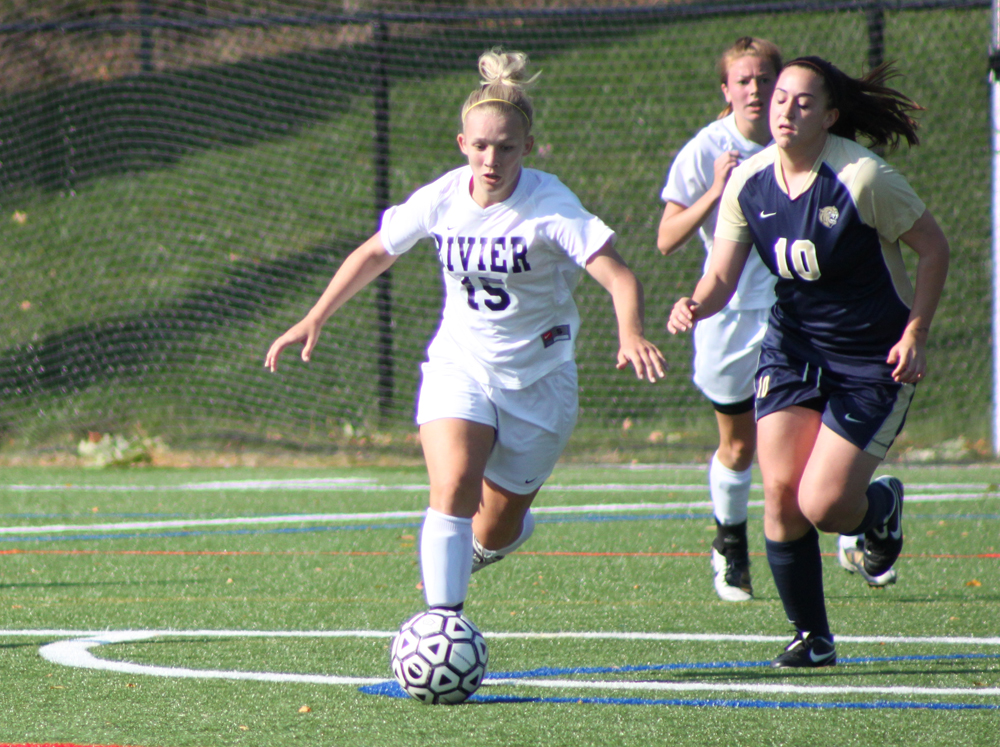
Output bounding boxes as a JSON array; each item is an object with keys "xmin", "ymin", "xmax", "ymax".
[
  {"xmin": 471, "ymin": 534, "xmax": 505, "ymax": 574},
  {"xmin": 862, "ymin": 475, "xmax": 904, "ymax": 579},
  {"xmin": 710, "ymin": 524, "xmax": 753, "ymax": 602},
  {"xmin": 838, "ymin": 533, "xmax": 897, "ymax": 587},
  {"xmin": 771, "ymin": 631, "xmax": 836, "ymax": 669}
]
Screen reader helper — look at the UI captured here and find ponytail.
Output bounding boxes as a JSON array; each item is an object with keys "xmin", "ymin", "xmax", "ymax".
[{"xmin": 785, "ymin": 57, "xmax": 922, "ymax": 150}]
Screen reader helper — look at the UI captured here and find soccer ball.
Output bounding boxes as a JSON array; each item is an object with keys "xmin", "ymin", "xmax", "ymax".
[{"xmin": 390, "ymin": 608, "xmax": 488, "ymax": 704}]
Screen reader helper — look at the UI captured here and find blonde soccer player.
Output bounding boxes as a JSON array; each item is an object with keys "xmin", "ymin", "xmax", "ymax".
[
  {"xmin": 657, "ymin": 37, "xmax": 782, "ymax": 602},
  {"xmin": 267, "ymin": 48, "xmax": 665, "ymax": 618}
]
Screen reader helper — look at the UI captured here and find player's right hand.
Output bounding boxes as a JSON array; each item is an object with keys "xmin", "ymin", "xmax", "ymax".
[
  {"xmin": 710, "ymin": 150, "xmax": 741, "ymax": 195},
  {"xmin": 666, "ymin": 297, "xmax": 699, "ymax": 335},
  {"xmin": 264, "ymin": 318, "xmax": 321, "ymax": 372}
]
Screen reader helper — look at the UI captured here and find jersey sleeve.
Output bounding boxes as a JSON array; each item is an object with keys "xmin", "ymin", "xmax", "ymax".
[
  {"xmin": 713, "ymin": 162, "xmax": 754, "ymax": 244},
  {"xmin": 660, "ymin": 132, "xmax": 712, "ymax": 207},
  {"xmin": 379, "ymin": 179, "xmax": 443, "ymax": 256},
  {"xmin": 539, "ymin": 184, "xmax": 616, "ymax": 266},
  {"xmin": 851, "ymin": 157, "xmax": 926, "ymax": 242}
]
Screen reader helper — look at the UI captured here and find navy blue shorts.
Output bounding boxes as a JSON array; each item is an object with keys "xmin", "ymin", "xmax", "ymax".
[{"xmin": 754, "ymin": 344, "xmax": 916, "ymax": 459}]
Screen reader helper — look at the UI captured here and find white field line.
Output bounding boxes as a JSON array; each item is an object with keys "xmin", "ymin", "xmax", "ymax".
[
  {"xmin": 485, "ymin": 678, "xmax": 1000, "ymax": 697},
  {"xmin": 26, "ymin": 630, "xmax": 1000, "ymax": 698},
  {"xmin": 1, "ymin": 491, "xmax": 997, "ymax": 536}
]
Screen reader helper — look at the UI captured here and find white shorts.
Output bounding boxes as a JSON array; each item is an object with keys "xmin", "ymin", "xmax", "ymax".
[
  {"xmin": 416, "ymin": 360, "xmax": 579, "ymax": 495},
  {"xmin": 693, "ymin": 305, "xmax": 769, "ymax": 405}
]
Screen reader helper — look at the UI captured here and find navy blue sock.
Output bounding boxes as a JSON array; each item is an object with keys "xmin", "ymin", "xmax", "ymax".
[
  {"xmin": 765, "ymin": 527, "xmax": 831, "ymax": 639},
  {"xmin": 846, "ymin": 480, "xmax": 894, "ymax": 536}
]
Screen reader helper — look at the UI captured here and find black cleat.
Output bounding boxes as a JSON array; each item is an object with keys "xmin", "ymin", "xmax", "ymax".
[
  {"xmin": 771, "ymin": 631, "xmax": 836, "ymax": 668},
  {"xmin": 863, "ymin": 476, "xmax": 904, "ymax": 578}
]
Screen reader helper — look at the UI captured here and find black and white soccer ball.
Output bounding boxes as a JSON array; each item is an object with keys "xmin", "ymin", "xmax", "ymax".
[{"xmin": 390, "ymin": 608, "xmax": 488, "ymax": 704}]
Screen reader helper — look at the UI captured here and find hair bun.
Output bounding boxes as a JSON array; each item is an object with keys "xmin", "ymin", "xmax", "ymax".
[{"xmin": 478, "ymin": 47, "xmax": 536, "ymax": 89}]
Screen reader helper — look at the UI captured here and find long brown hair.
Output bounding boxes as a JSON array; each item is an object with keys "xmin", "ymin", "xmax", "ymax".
[
  {"xmin": 784, "ymin": 56, "xmax": 922, "ymax": 150},
  {"xmin": 716, "ymin": 36, "xmax": 783, "ymax": 119}
]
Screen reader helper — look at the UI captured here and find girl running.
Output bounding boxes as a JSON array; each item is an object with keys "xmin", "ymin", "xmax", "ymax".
[
  {"xmin": 267, "ymin": 48, "xmax": 665, "ymax": 618},
  {"xmin": 657, "ymin": 37, "xmax": 782, "ymax": 602},
  {"xmin": 668, "ymin": 57, "xmax": 949, "ymax": 666}
]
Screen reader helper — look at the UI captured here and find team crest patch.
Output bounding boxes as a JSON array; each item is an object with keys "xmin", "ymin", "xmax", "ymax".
[{"xmin": 819, "ymin": 206, "xmax": 840, "ymax": 228}]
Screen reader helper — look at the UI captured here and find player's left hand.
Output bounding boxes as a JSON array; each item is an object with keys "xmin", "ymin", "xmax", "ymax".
[
  {"xmin": 617, "ymin": 335, "xmax": 667, "ymax": 383},
  {"xmin": 887, "ymin": 328, "xmax": 927, "ymax": 384}
]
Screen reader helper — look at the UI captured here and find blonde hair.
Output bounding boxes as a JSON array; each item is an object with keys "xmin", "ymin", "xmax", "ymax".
[
  {"xmin": 461, "ymin": 47, "xmax": 538, "ymax": 132},
  {"xmin": 716, "ymin": 36, "xmax": 783, "ymax": 119}
]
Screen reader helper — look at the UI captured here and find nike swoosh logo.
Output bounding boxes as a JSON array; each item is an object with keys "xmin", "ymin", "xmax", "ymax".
[
  {"xmin": 844, "ymin": 413, "xmax": 863, "ymax": 423},
  {"xmin": 759, "ymin": 210, "xmax": 777, "ymax": 218},
  {"xmin": 809, "ymin": 648, "xmax": 835, "ymax": 663},
  {"xmin": 871, "ymin": 501, "xmax": 900, "ymax": 540}
]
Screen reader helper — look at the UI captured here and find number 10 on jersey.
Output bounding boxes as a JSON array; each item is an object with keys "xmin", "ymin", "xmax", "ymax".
[{"xmin": 774, "ymin": 238, "xmax": 821, "ymax": 281}]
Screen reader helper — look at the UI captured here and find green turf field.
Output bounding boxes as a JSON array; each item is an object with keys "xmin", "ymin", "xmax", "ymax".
[{"xmin": 1, "ymin": 462, "xmax": 998, "ymax": 746}]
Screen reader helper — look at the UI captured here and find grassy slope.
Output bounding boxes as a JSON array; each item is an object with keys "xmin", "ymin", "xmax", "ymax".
[{"xmin": 0, "ymin": 7, "xmax": 989, "ymax": 451}]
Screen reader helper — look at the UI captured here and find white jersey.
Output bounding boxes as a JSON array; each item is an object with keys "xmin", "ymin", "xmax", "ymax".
[
  {"xmin": 380, "ymin": 166, "xmax": 615, "ymax": 389},
  {"xmin": 661, "ymin": 113, "xmax": 776, "ymax": 310}
]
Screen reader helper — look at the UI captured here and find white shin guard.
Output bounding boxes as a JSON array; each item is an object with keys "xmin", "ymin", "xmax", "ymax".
[
  {"xmin": 709, "ymin": 451, "xmax": 752, "ymax": 526},
  {"xmin": 420, "ymin": 508, "xmax": 473, "ymax": 608}
]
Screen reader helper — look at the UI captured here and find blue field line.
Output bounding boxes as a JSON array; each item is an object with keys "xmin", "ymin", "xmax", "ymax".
[
  {"xmin": 357, "ymin": 680, "xmax": 1000, "ymax": 710},
  {"xmin": 490, "ymin": 652, "xmax": 1000, "ymax": 679},
  {"xmin": 4, "ymin": 509, "xmax": 1000, "ymax": 544}
]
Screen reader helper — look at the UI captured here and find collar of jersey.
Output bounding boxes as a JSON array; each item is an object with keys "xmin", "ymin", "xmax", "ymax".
[
  {"xmin": 462, "ymin": 165, "xmax": 533, "ymax": 213},
  {"xmin": 773, "ymin": 134, "xmax": 836, "ymax": 201}
]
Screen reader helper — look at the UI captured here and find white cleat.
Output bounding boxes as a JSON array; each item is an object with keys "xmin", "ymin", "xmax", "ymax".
[
  {"xmin": 837, "ymin": 534, "xmax": 897, "ymax": 587},
  {"xmin": 711, "ymin": 548, "xmax": 753, "ymax": 602}
]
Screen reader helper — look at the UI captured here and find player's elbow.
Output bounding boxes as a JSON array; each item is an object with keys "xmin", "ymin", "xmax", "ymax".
[{"xmin": 656, "ymin": 233, "xmax": 682, "ymax": 256}]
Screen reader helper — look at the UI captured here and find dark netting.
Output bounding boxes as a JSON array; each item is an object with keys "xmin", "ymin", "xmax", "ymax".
[{"xmin": 0, "ymin": 0, "xmax": 991, "ymax": 461}]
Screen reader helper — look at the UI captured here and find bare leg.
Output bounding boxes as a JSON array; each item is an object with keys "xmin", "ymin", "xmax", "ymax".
[
  {"xmin": 420, "ymin": 418, "xmax": 495, "ymax": 518},
  {"xmin": 714, "ymin": 409, "xmax": 756, "ymax": 472},
  {"xmin": 474, "ymin": 478, "xmax": 539, "ymax": 551}
]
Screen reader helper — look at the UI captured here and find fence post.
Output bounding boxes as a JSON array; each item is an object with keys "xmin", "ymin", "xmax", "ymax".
[
  {"xmin": 991, "ymin": 0, "xmax": 1000, "ymax": 454},
  {"xmin": 139, "ymin": 0, "xmax": 155, "ymax": 74},
  {"xmin": 866, "ymin": 1, "xmax": 884, "ymax": 72},
  {"xmin": 372, "ymin": 16, "xmax": 394, "ymax": 422}
]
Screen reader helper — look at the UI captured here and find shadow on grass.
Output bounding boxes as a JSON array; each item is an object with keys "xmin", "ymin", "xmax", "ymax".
[
  {"xmin": 0, "ymin": 240, "xmax": 347, "ymax": 406},
  {"xmin": 0, "ymin": 16, "xmax": 653, "ymax": 197}
]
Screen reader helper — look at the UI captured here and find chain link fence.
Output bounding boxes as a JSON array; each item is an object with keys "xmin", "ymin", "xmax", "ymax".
[{"xmin": 0, "ymin": 0, "xmax": 991, "ymax": 462}]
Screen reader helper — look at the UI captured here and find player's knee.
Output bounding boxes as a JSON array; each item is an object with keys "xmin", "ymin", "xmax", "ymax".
[
  {"xmin": 762, "ymin": 480, "xmax": 801, "ymax": 526},
  {"xmin": 799, "ymin": 496, "xmax": 843, "ymax": 534},
  {"xmin": 718, "ymin": 437, "xmax": 755, "ymax": 472},
  {"xmin": 428, "ymin": 474, "xmax": 483, "ymax": 516}
]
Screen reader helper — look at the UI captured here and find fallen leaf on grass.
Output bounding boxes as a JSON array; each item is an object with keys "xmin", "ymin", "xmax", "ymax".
[
  {"xmin": 298, "ymin": 705, "xmax": 312, "ymax": 713},
  {"xmin": 966, "ymin": 579, "xmax": 982, "ymax": 587}
]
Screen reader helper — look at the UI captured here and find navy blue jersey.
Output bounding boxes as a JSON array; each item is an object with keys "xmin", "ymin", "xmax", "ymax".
[{"xmin": 715, "ymin": 135, "xmax": 925, "ymax": 370}]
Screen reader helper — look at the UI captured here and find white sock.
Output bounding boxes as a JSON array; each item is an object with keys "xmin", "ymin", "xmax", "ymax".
[
  {"xmin": 420, "ymin": 508, "xmax": 473, "ymax": 608},
  {"xmin": 473, "ymin": 510, "xmax": 536, "ymax": 565},
  {"xmin": 709, "ymin": 451, "xmax": 751, "ymax": 526}
]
